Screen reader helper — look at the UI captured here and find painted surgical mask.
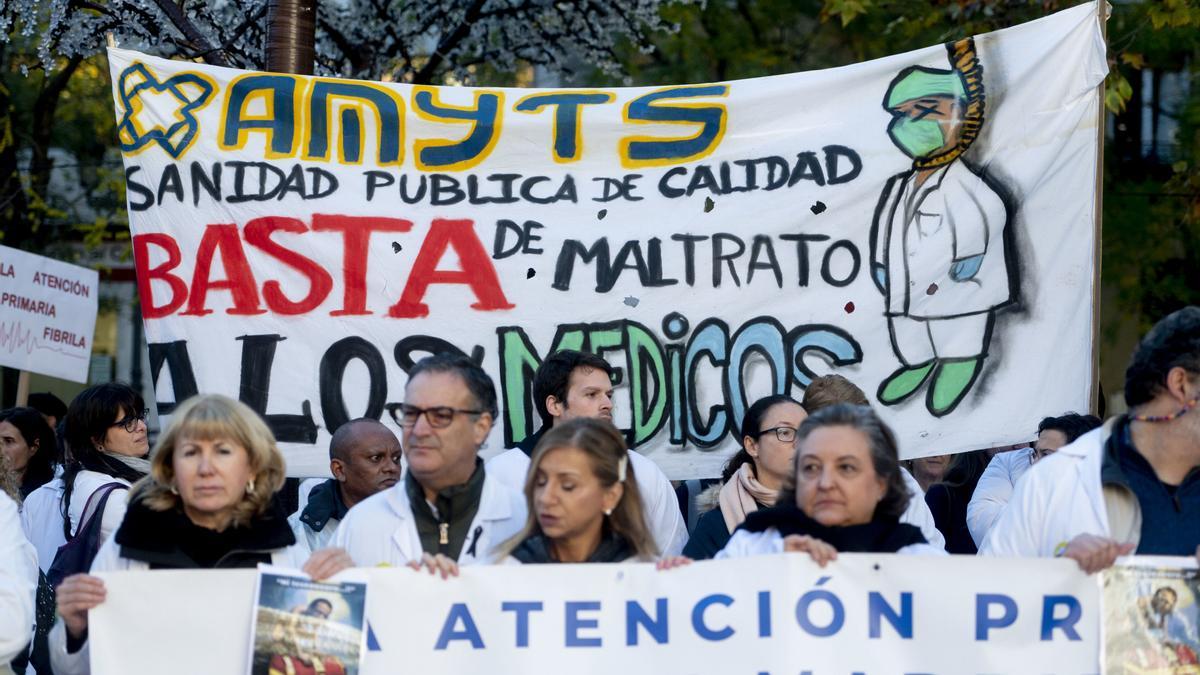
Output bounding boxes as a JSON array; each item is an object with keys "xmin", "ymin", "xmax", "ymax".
[{"xmin": 888, "ymin": 116, "xmax": 945, "ymax": 159}]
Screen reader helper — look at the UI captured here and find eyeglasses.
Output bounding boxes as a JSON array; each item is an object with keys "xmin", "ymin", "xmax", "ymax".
[
  {"xmin": 1030, "ymin": 445, "xmax": 1056, "ymax": 464},
  {"xmin": 110, "ymin": 409, "xmax": 148, "ymax": 433},
  {"xmin": 756, "ymin": 426, "xmax": 797, "ymax": 443},
  {"xmin": 386, "ymin": 403, "xmax": 484, "ymax": 429}
]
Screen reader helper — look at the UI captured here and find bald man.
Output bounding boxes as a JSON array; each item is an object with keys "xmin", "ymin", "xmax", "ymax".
[{"xmin": 289, "ymin": 419, "xmax": 402, "ymax": 554}]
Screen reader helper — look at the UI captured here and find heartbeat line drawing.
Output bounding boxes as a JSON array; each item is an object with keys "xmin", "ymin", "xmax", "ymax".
[{"xmin": 0, "ymin": 320, "xmax": 88, "ymax": 359}]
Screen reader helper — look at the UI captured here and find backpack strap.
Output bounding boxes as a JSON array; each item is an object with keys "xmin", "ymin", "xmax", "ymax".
[{"xmin": 74, "ymin": 481, "xmax": 127, "ymax": 538}]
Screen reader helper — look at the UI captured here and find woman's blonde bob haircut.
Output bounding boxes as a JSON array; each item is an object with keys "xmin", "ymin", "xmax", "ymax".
[{"xmin": 132, "ymin": 394, "xmax": 286, "ymax": 527}]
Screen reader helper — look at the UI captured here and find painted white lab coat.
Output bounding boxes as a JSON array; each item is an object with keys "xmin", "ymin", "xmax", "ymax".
[
  {"xmin": 873, "ymin": 160, "xmax": 1011, "ymax": 319},
  {"xmin": 487, "ymin": 446, "xmax": 689, "ymax": 556},
  {"xmin": 333, "ymin": 473, "xmax": 526, "ymax": 567}
]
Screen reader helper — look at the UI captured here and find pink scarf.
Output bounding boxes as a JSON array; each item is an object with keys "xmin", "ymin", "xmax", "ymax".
[{"xmin": 718, "ymin": 463, "xmax": 778, "ymax": 532}]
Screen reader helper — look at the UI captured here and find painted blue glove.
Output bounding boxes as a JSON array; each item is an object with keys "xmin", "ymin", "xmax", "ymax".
[
  {"xmin": 872, "ymin": 264, "xmax": 886, "ymax": 293},
  {"xmin": 950, "ymin": 255, "xmax": 984, "ymax": 281}
]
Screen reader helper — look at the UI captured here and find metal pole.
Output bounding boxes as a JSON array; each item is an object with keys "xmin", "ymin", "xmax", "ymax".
[
  {"xmin": 130, "ymin": 299, "xmax": 144, "ymax": 399},
  {"xmin": 266, "ymin": 0, "xmax": 316, "ymax": 75},
  {"xmin": 1090, "ymin": 0, "xmax": 1110, "ymax": 417},
  {"xmin": 265, "ymin": 1, "xmax": 314, "ymax": 504}
]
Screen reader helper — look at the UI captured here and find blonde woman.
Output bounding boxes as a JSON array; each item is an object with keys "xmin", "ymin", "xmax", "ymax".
[
  {"xmin": 502, "ymin": 418, "xmax": 688, "ymax": 568},
  {"xmin": 49, "ymin": 394, "xmax": 351, "ymax": 675}
]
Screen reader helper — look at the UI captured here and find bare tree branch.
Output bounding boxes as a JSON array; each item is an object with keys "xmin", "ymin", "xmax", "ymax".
[
  {"xmin": 146, "ymin": 0, "xmax": 230, "ymax": 66},
  {"xmin": 413, "ymin": 0, "xmax": 489, "ymax": 84}
]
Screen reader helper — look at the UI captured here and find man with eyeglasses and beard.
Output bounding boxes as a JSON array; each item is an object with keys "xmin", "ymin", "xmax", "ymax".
[{"xmin": 333, "ymin": 354, "xmax": 526, "ymax": 576}]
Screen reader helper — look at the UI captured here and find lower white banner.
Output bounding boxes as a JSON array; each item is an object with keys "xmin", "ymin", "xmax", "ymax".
[{"xmin": 91, "ymin": 554, "xmax": 1102, "ymax": 674}]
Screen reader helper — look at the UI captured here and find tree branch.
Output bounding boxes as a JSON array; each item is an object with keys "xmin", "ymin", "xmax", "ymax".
[
  {"xmin": 188, "ymin": 4, "xmax": 267, "ymax": 63},
  {"xmin": 413, "ymin": 0, "xmax": 489, "ymax": 84},
  {"xmin": 147, "ymin": 0, "xmax": 230, "ymax": 67}
]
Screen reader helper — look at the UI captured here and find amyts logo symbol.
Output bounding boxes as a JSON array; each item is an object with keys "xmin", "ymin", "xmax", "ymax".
[{"xmin": 115, "ymin": 62, "xmax": 216, "ymax": 159}]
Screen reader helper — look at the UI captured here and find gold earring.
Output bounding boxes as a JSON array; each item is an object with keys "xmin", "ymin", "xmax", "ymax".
[
  {"xmin": 246, "ymin": 478, "xmax": 256, "ymax": 495},
  {"xmin": 169, "ymin": 483, "xmax": 179, "ymax": 495}
]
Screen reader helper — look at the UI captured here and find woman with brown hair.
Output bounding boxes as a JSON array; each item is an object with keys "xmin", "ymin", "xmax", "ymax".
[
  {"xmin": 502, "ymin": 418, "xmax": 661, "ymax": 564},
  {"xmin": 718, "ymin": 404, "xmax": 945, "ymax": 564},
  {"xmin": 684, "ymin": 395, "xmax": 806, "ymax": 560},
  {"xmin": 49, "ymin": 394, "xmax": 351, "ymax": 675},
  {"xmin": 0, "ymin": 407, "xmax": 56, "ymax": 499}
]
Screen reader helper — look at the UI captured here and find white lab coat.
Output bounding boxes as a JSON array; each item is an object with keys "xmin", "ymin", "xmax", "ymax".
[
  {"xmin": 487, "ymin": 446, "xmax": 689, "ymax": 556},
  {"xmin": 1, "ymin": 492, "xmax": 37, "ymax": 674},
  {"xmin": 286, "ymin": 511, "xmax": 338, "ymax": 558},
  {"xmin": 899, "ymin": 467, "xmax": 946, "ymax": 551},
  {"xmin": 873, "ymin": 160, "xmax": 1011, "ymax": 319},
  {"xmin": 715, "ymin": 528, "xmax": 946, "ymax": 559},
  {"xmin": 981, "ymin": 422, "xmax": 1134, "ymax": 557},
  {"xmin": 333, "ymin": 473, "xmax": 526, "ymax": 567},
  {"xmin": 20, "ymin": 477, "xmax": 67, "ymax": 574},
  {"xmin": 47, "ymin": 534, "xmax": 307, "ymax": 675},
  {"xmin": 966, "ymin": 448, "xmax": 1034, "ymax": 548}
]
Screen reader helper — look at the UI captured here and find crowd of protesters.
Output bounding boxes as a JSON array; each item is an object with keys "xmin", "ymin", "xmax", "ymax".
[{"xmin": 1, "ymin": 305, "xmax": 1198, "ymax": 673}]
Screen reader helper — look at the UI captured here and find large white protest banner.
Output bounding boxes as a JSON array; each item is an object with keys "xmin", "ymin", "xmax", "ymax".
[
  {"xmin": 0, "ymin": 245, "xmax": 99, "ymax": 382},
  {"xmin": 90, "ymin": 554, "xmax": 1101, "ymax": 674},
  {"xmin": 108, "ymin": 2, "xmax": 1107, "ymax": 477}
]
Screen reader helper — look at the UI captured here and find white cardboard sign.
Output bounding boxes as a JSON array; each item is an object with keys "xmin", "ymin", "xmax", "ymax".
[{"xmin": 0, "ymin": 244, "xmax": 99, "ymax": 382}]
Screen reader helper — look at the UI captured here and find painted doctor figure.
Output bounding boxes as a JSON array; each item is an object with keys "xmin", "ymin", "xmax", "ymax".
[{"xmin": 870, "ymin": 39, "xmax": 1014, "ymax": 417}]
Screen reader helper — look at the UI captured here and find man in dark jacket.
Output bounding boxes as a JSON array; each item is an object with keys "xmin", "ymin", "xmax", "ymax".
[{"xmin": 289, "ymin": 419, "xmax": 401, "ymax": 554}]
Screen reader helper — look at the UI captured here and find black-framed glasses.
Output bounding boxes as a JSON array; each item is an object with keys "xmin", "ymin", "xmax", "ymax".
[
  {"xmin": 386, "ymin": 403, "xmax": 484, "ymax": 429},
  {"xmin": 755, "ymin": 426, "xmax": 797, "ymax": 443},
  {"xmin": 110, "ymin": 409, "xmax": 148, "ymax": 433}
]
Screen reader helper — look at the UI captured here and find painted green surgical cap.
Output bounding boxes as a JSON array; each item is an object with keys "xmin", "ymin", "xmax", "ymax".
[{"xmin": 885, "ymin": 66, "xmax": 966, "ymax": 109}]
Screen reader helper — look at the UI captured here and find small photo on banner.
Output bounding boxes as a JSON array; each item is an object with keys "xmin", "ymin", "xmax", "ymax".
[
  {"xmin": 248, "ymin": 566, "xmax": 368, "ymax": 675},
  {"xmin": 1101, "ymin": 558, "xmax": 1200, "ymax": 674}
]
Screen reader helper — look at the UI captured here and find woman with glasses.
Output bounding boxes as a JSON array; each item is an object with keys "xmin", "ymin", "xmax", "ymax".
[
  {"xmin": 683, "ymin": 395, "xmax": 807, "ymax": 560},
  {"xmin": 718, "ymin": 404, "xmax": 943, "ymax": 563},
  {"xmin": 59, "ymin": 383, "xmax": 151, "ymax": 548}
]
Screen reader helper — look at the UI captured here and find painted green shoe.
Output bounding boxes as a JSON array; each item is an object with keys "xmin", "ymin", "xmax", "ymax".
[
  {"xmin": 878, "ymin": 362, "xmax": 935, "ymax": 405},
  {"xmin": 928, "ymin": 358, "xmax": 982, "ymax": 416}
]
